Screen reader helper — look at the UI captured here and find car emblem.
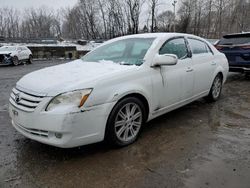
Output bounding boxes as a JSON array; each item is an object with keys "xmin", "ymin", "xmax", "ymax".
[{"xmin": 15, "ymin": 93, "xmax": 21, "ymax": 104}]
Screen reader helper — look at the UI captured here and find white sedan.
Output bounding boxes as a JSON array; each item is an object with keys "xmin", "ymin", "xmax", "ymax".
[
  {"xmin": 0, "ymin": 46, "xmax": 32, "ymax": 66},
  {"xmin": 9, "ymin": 33, "xmax": 229, "ymax": 148}
]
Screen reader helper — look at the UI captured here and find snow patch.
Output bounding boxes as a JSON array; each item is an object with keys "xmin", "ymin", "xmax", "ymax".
[{"xmin": 17, "ymin": 59, "xmax": 138, "ymax": 95}]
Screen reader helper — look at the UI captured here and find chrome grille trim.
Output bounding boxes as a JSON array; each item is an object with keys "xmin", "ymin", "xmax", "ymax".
[
  {"xmin": 9, "ymin": 88, "xmax": 44, "ymax": 112},
  {"xmin": 15, "ymin": 122, "xmax": 49, "ymax": 138}
]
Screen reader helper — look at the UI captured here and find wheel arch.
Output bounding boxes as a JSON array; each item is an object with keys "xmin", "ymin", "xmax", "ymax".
[
  {"xmin": 115, "ymin": 93, "xmax": 150, "ymax": 122},
  {"xmin": 105, "ymin": 91, "xmax": 150, "ymax": 132},
  {"xmin": 213, "ymin": 66, "xmax": 226, "ymax": 84},
  {"xmin": 217, "ymin": 71, "xmax": 223, "ymax": 80},
  {"xmin": 104, "ymin": 92, "xmax": 150, "ymax": 145}
]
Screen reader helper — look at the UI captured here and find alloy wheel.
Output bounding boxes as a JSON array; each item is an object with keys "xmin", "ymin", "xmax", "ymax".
[
  {"xmin": 212, "ymin": 76, "xmax": 222, "ymax": 99},
  {"xmin": 114, "ymin": 103, "xmax": 142, "ymax": 142},
  {"xmin": 13, "ymin": 56, "xmax": 19, "ymax": 66}
]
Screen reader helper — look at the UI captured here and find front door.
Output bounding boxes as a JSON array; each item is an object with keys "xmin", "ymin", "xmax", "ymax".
[{"xmin": 157, "ymin": 37, "xmax": 194, "ymax": 108}]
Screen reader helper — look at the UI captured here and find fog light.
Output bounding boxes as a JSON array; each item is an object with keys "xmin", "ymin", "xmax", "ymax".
[{"xmin": 55, "ymin": 133, "xmax": 63, "ymax": 139}]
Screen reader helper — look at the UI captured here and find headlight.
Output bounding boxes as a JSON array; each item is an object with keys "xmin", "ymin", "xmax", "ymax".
[{"xmin": 46, "ymin": 89, "xmax": 92, "ymax": 112}]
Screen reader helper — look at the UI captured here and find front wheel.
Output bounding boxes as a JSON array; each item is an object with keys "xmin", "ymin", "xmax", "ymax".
[
  {"xmin": 12, "ymin": 56, "xmax": 19, "ymax": 66},
  {"xmin": 205, "ymin": 74, "xmax": 223, "ymax": 102},
  {"xmin": 105, "ymin": 97, "xmax": 146, "ymax": 147}
]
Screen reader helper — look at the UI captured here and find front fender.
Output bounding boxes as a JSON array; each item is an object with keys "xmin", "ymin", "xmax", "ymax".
[{"xmin": 84, "ymin": 70, "xmax": 153, "ymax": 113}]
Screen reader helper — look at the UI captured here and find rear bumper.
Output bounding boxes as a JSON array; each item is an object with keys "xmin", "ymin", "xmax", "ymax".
[{"xmin": 229, "ymin": 66, "xmax": 250, "ymax": 73}]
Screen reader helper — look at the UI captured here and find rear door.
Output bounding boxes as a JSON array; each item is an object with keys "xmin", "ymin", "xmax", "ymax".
[
  {"xmin": 22, "ymin": 47, "xmax": 29, "ymax": 59},
  {"xmin": 17, "ymin": 47, "xmax": 24, "ymax": 60},
  {"xmin": 187, "ymin": 38, "xmax": 216, "ymax": 95}
]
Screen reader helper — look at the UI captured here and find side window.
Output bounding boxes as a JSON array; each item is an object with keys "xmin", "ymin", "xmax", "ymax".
[
  {"xmin": 188, "ymin": 39, "xmax": 210, "ymax": 54},
  {"xmin": 205, "ymin": 44, "xmax": 213, "ymax": 54},
  {"xmin": 159, "ymin": 38, "xmax": 188, "ymax": 59}
]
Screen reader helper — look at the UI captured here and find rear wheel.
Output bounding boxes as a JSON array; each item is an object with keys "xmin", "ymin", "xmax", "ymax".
[
  {"xmin": 12, "ymin": 56, "xmax": 19, "ymax": 66},
  {"xmin": 245, "ymin": 72, "xmax": 250, "ymax": 78},
  {"xmin": 28, "ymin": 55, "xmax": 33, "ymax": 64},
  {"xmin": 105, "ymin": 97, "xmax": 146, "ymax": 147},
  {"xmin": 205, "ymin": 74, "xmax": 223, "ymax": 102}
]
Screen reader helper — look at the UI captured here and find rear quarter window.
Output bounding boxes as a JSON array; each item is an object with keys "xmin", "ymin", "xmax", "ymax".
[{"xmin": 188, "ymin": 38, "xmax": 211, "ymax": 54}]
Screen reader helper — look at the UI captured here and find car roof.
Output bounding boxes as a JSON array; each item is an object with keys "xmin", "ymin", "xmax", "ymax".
[
  {"xmin": 223, "ymin": 32, "xmax": 250, "ymax": 38},
  {"xmin": 108, "ymin": 33, "xmax": 208, "ymax": 44},
  {"xmin": 117, "ymin": 32, "xmax": 202, "ymax": 39}
]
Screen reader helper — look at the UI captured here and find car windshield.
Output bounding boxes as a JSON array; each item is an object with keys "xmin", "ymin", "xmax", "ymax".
[
  {"xmin": 82, "ymin": 38, "xmax": 155, "ymax": 66},
  {"xmin": 0, "ymin": 46, "xmax": 17, "ymax": 51}
]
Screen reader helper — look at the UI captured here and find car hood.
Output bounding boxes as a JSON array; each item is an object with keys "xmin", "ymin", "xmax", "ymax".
[{"xmin": 16, "ymin": 59, "xmax": 138, "ymax": 96}]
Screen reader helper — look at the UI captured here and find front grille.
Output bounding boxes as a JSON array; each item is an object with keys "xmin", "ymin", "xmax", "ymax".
[
  {"xmin": 9, "ymin": 88, "xmax": 44, "ymax": 112},
  {"xmin": 15, "ymin": 122, "xmax": 49, "ymax": 138}
]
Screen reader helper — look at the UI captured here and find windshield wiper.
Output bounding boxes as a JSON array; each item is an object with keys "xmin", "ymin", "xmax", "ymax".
[{"xmin": 120, "ymin": 63, "xmax": 133, "ymax": 65}]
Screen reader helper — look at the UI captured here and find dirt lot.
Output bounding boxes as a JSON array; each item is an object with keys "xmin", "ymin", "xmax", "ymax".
[{"xmin": 0, "ymin": 60, "xmax": 250, "ymax": 188}]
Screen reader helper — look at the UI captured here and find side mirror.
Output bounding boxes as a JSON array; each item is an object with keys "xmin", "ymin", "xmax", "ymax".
[{"xmin": 152, "ymin": 54, "xmax": 178, "ymax": 67}]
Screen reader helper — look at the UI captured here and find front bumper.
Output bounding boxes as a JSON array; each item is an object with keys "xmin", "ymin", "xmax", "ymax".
[
  {"xmin": 9, "ymin": 101, "xmax": 116, "ymax": 148},
  {"xmin": 0, "ymin": 54, "xmax": 12, "ymax": 65}
]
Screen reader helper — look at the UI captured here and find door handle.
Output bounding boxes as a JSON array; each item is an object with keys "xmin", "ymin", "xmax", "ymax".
[
  {"xmin": 186, "ymin": 67, "xmax": 194, "ymax": 72},
  {"xmin": 211, "ymin": 62, "xmax": 216, "ymax": 66}
]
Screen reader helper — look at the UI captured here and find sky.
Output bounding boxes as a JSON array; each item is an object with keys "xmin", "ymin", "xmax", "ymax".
[
  {"xmin": 0, "ymin": 0, "xmax": 79, "ymax": 10},
  {"xmin": 0, "ymin": 0, "xmax": 177, "ymax": 11},
  {"xmin": 0, "ymin": 0, "xmax": 178, "ymax": 27}
]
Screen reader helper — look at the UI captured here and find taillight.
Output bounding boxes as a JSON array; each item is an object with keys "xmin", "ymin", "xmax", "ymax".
[{"xmin": 215, "ymin": 45, "xmax": 223, "ymax": 50}]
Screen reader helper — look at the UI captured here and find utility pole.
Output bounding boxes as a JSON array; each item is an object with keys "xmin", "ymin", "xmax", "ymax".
[{"xmin": 172, "ymin": 0, "xmax": 177, "ymax": 32}]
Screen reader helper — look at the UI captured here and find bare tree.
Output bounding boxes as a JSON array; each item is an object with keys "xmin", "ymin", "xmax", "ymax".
[
  {"xmin": 1, "ymin": 0, "xmax": 250, "ymax": 40},
  {"xmin": 157, "ymin": 10, "xmax": 174, "ymax": 32},
  {"xmin": 20, "ymin": 7, "xmax": 60, "ymax": 38},
  {"xmin": 148, "ymin": 0, "xmax": 159, "ymax": 32},
  {"xmin": 0, "ymin": 7, "xmax": 20, "ymax": 38},
  {"xmin": 126, "ymin": 0, "xmax": 144, "ymax": 34}
]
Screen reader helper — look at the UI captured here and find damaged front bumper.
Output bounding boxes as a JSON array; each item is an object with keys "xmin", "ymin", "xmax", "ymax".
[
  {"xmin": 0, "ymin": 54, "xmax": 12, "ymax": 65},
  {"xmin": 9, "ymin": 98, "xmax": 116, "ymax": 148}
]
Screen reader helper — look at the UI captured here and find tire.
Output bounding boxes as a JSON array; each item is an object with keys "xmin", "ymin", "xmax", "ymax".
[
  {"xmin": 28, "ymin": 55, "xmax": 33, "ymax": 64},
  {"xmin": 12, "ymin": 56, "xmax": 19, "ymax": 66},
  {"xmin": 105, "ymin": 97, "xmax": 146, "ymax": 147},
  {"xmin": 245, "ymin": 72, "xmax": 250, "ymax": 78},
  {"xmin": 205, "ymin": 74, "xmax": 223, "ymax": 102}
]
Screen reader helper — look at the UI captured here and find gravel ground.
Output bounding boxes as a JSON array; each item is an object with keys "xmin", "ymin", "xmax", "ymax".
[{"xmin": 0, "ymin": 60, "xmax": 250, "ymax": 188}]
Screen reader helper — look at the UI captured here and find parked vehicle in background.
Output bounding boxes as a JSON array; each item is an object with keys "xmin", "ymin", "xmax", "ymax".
[
  {"xmin": 9, "ymin": 33, "xmax": 229, "ymax": 148},
  {"xmin": 0, "ymin": 46, "xmax": 32, "ymax": 66},
  {"xmin": 215, "ymin": 32, "xmax": 250, "ymax": 74}
]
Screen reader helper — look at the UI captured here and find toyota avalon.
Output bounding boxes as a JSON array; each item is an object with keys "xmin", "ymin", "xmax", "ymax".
[{"xmin": 9, "ymin": 33, "xmax": 229, "ymax": 148}]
